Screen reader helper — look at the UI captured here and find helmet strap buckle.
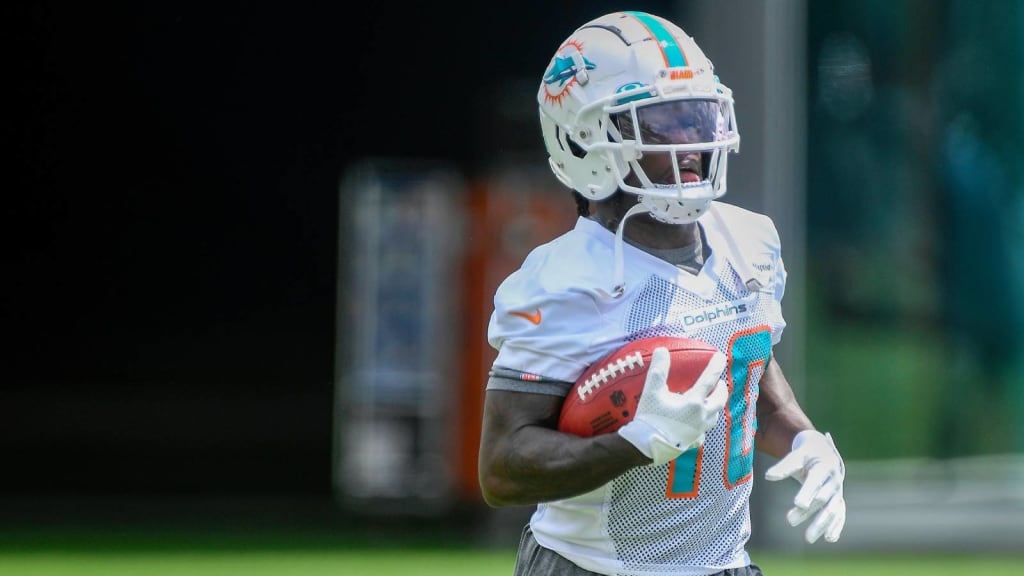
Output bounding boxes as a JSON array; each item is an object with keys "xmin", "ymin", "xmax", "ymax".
[{"xmin": 570, "ymin": 51, "xmax": 590, "ymax": 86}]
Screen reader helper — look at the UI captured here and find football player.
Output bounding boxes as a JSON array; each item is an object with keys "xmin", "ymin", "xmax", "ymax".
[{"xmin": 477, "ymin": 11, "xmax": 847, "ymax": 576}]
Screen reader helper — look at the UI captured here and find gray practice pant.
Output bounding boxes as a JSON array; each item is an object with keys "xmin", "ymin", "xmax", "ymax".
[{"xmin": 513, "ymin": 525, "xmax": 765, "ymax": 576}]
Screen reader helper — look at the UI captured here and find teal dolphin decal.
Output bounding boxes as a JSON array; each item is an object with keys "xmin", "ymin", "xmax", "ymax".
[{"xmin": 543, "ymin": 54, "xmax": 596, "ymax": 88}]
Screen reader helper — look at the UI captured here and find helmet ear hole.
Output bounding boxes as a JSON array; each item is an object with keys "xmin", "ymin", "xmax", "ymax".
[
  {"xmin": 566, "ymin": 137, "xmax": 586, "ymax": 159},
  {"xmin": 555, "ymin": 125, "xmax": 587, "ymax": 160}
]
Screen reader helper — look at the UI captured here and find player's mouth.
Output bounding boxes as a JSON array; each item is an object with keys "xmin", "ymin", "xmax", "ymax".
[
  {"xmin": 650, "ymin": 162, "xmax": 701, "ymax": 182},
  {"xmin": 679, "ymin": 157, "xmax": 704, "ymax": 181},
  {"xmin": 649, "ymin": 169, "xmax": 703, "ymax": 188}
]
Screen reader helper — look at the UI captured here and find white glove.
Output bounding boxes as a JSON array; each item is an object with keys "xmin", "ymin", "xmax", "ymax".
[
  {"xmin": 765, "ymin": 430, "xmax": 847, "ymax": 543},
  {"xmin": 618, "ymin": 347, "xmax": 728, "ymax": 466}
]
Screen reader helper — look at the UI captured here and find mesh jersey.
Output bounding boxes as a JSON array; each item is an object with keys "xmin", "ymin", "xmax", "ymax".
[{"xmin": 487, "ymin": 202, "xmax": 787, "ymax": 576}]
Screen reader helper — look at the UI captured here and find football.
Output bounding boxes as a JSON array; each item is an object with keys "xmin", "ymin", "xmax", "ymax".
[{"xmin": 557, "ymin": 336, "xmax": 721, "ymax": 437}]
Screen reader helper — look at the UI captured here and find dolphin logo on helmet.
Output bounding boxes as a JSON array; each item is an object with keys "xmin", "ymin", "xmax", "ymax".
[
  {"xmin": 543, "ymin": 52, "xmax": 596, "ymax": 88},
  {"xmin": 541, "ymin": 40, "xmax": 596, "ymax": 106}
]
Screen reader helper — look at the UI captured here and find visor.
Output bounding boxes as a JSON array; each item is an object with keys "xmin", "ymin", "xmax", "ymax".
[{"xmin": 614, "ymin": 99, "xmax": 727, "ymax": 146}]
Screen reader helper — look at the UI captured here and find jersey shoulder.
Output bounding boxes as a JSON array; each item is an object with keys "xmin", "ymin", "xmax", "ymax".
[
  {"xmin": 497, "ymin": 221, "xmax": 613, "ymax": 300},
  {"xmin": 706, "ymin": 201, "xmax": 787, "ymax": 299},
  {"xmin": 707, "ymin": 201, "xmax": 781, "ymax": 249},
  {"xmin": 488, "ymin": 221, "xmax": 618, "ymax": 381}
]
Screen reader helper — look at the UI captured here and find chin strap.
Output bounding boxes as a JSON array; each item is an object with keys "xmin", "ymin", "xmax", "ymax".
[{"xmin": 605, "ymin": 203, "xmax": 649, "ymax": 298}]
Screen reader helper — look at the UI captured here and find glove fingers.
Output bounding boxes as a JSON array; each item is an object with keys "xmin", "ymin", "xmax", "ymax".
[
  {"xmin": 764, "ymin": 451, "xmax": 804, "ymax": 482},
  {"xmin": 804, "ymin": 511, "xmax": 830, "ymax": 543},
  {"xmin": 703, "ymin": 377, "xmax": 728, "ymax": 412},
  {"xmin": 689, "ymin": 351, "xmax": 727, "ymax": 397},
  {"xmin": 803, "ymin": 477, "xmax": 839, "ymax": 513},
  {"xmin": 677, "ymin": 377, "xmax": 727, "ymax": 435},
  {"xmin": 805, "ymin": 492, "xmax": 845, "ymax": 544},
  {"xmin": 794, "ymin": 467, "xmax": 832, "ymax": 509},
  {"xmin": 679, "ymin": 365, "xmax": 727, "ymax": 409},
  {"xmin": 785, "ymin": 505, "xmax": 814, "ymax": 527},
  {"xmin": 823, "ymin": 495, "xmax": 847, "ymax": 543},
  {"xmin": 644, "ymin": 347, "xmax": 671, "ymax": 391}
]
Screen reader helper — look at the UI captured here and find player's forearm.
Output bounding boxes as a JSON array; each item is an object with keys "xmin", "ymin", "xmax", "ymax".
[
  {"xmin": 756, "ymin": 403, "xmax": 813, "ymax": 459},
  {"xmin": 480, "ymin": 425, "xmax": 650, "ymax": 507},
  {"xmin": 754, "ymin": 356, "xmax": 814, "ymax": 458}
]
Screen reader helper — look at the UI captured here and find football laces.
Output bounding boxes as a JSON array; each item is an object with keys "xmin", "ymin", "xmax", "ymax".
[{"xmin": 578, "ymin": 352, "xmax": 645, "ymax": 400}]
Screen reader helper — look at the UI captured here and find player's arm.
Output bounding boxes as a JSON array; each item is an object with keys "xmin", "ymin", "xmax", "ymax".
[
  {"xmin": 477, "ymin": 389, "xmax": 650, "ymax": 507},
  {"xmin": 478, "ymin": 347, "xmax": 727, "ymax": 507},
  {"xmin": 754, "ymin": 351, "xmax": 814, "ymax": 458}
]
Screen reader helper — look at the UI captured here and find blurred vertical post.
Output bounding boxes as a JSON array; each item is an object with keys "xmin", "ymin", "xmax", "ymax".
[
  {"xmin": 680, "ymin": 0, "xmax": 807, "ymax": 551},
  {"xmin": 332, "ymin": 159, "xmax": 466, "ymax": 515}
]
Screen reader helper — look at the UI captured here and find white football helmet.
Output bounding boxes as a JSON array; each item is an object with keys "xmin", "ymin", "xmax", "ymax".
[{"xmin": 538, "ymin": 11, "xmax": 740, "ymax": 225}]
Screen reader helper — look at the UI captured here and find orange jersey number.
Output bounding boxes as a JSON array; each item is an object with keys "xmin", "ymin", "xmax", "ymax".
[{"xmin": 666, "ymin": 326, "xmax": 771, "ymax": 497}]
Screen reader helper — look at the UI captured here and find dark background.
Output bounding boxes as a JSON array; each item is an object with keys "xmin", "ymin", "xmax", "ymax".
[
  {"xmin": 8, "ymin": 2, "xmax": 1024, "ymax": 556},
  {"xmin": 7, "ymin": 2, "xmax": 672, "ymax": 505}
]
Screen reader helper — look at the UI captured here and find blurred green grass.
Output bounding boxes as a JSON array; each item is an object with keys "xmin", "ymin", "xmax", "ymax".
[
  {"xmin": 1, "ymin": 508, "xmax": 1020, "ymax": 576},
  {"xmin": 0, "ymin": 547, "xmax": 1020, "ymax": 576}
]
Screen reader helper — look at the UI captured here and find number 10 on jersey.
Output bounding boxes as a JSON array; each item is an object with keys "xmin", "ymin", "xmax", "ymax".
[{"xmin": 666, "ymin": 326, "xmax": 772, "ymax": 498}]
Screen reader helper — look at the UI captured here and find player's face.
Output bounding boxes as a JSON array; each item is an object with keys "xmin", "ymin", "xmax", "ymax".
[{"xmin": 615, "ymin": 100, "xmax": 722, "ymax": 185}]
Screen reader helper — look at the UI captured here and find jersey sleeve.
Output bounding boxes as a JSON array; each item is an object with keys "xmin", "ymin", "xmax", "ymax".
[
  {"xmin": 486, "ymin": 366, "xmax": 573, "ymax": 396},
  {"xmin": 487, "ymin": 274, "xmax": 609, "ymax": 384}
]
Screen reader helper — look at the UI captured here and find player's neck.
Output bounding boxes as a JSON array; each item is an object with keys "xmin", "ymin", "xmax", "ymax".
[{"xmin": 593, "ymin": 212, "xmax": 700, "ymax": 251}]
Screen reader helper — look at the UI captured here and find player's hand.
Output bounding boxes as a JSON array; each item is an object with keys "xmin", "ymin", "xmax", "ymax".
[
  {"xmin": 618, "ymin": 347, "xmax": 728, "ymax": 466},
  {"xmin": 765, "ymin": 430, "xmax": 847, "ymax": 543}
]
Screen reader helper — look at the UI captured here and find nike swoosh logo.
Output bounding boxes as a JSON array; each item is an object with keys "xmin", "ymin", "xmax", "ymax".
[{"xmin": 509, "ymin": 308, "xmax": 542, "ymax": 325}]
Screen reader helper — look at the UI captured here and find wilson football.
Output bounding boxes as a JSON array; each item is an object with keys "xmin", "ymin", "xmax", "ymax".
[{"xmin": 557, "ymin": 336, "xmax": 721, "ymax": 437}]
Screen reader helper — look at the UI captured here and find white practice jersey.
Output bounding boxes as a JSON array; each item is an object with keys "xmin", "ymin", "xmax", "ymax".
[{"xmin": 487, "ymin": 202, "xmax": 787, "ymax": 576}]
